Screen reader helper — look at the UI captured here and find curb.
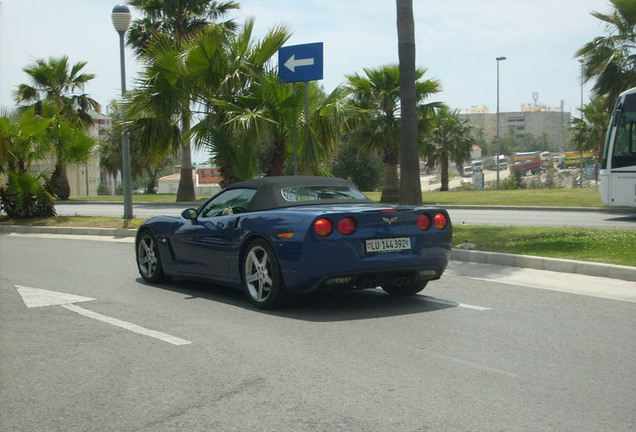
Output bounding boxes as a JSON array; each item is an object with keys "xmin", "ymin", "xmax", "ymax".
[
  {"xmin": 451, "ymin": 249, "xmax": 635, "ymax": 282},
  {"xmin": 2, "ymin": 224, "xmax": 635, "ymax": 283}
]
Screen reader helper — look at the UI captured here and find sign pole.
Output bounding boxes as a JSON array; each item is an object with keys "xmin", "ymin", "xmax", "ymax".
[
  {"xmin": 304, "ymin": 81, "xmax": 310, "ymax": 175},
  {"xmin": 293, "ymin": 83, "xmax": 298, "ymax": 175},
  {"xmin": 278, "ymin": 42, "xmax": 324, "ymax": 176}
]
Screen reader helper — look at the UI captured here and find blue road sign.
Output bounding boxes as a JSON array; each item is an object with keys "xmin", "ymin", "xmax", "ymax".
[{"xmin": 278, "ymin": 42, "xmax": 323, "ymax": 83}]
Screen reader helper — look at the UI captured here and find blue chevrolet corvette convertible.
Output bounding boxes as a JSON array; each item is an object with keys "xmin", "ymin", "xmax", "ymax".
[{"xmin": 135, "ymin": 176, "xmax": 452, "ymax": 309}]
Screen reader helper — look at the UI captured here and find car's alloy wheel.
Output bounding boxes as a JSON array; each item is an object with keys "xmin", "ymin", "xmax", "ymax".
[
  {"xmin": 136, "ymin": 231, "xmax": 169, "ymax": 283},
  {"xmin": 242, "ymin": 240, "xmax": 285, "ymax": 309}
]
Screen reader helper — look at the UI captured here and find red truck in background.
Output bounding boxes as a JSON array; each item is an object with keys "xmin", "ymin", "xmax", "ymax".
[{"xmin": 509, "ymin": 151, "xmax": 553, "ymax": 175}]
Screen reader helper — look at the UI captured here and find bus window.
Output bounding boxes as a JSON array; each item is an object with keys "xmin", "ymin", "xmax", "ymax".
[{"xmin": 612, "ymin": 107, "xmax": 636, "ymax": 169}]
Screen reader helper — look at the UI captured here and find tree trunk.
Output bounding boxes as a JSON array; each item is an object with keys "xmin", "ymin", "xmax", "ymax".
[
  {"xmin": 145, "ymin": 167, "xmax": 158, "ymax": 194},
  {"xmin": 381, "ymin": 139, "xmax": 400, "ymax": 202},
  {"xmin": 267, "ymin": 140, "xmax": 286, "ymax": 176},
  {"xmin": 440, "ymin": 153, "xmax": 449, "ymax": 191},
  {"xmin": 396, "ymin": 0, "xmax": 422, "ymax": 205},
  {"xmin": 51, "ymin": 164, "xmax": 71, "ymax": 200},
  {"xmin": 219, "ymin": 162, "xmax": 243, "ymax": 188},
  {"xmin": 176, "ymin": 115, "xmax": 196, "ymax": 202},
  {"xmin": 381, "ymin": 162, "xmax": 400, "ymax": 202}
]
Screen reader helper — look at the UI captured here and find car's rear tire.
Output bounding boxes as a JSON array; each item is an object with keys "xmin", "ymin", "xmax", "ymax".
[
  {"xmin": 242, "ymin": 239, "xmax": 285, "ymax": 309},
  {"xmin": 136, "ymin": 230, "xmax": 170, "ymax": 283},
  {"xmin": 382, "ymin": 280, "xmax": 427, "ymax": 296}
]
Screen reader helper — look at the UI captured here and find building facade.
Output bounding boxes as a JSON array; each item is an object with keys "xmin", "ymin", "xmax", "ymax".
[
  {"xmin": 157, "ymin": 167, "xmax": 222, "ymax": 197},
  {"xmin": 460, "ymin": 105, "xmax": 572, "ymax": 153}
]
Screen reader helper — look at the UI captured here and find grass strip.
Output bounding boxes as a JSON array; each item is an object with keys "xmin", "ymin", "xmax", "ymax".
[
  {"xmin": 364, "ymin": 188, "xmax": 604, "ymax": 207},
  {"xmin": 70, "ymin": 188, "xmax": 605, "ymax": 207},
  {"xmin": 453, "ymin": 226, "xmax": 635, "ymax": 267}
]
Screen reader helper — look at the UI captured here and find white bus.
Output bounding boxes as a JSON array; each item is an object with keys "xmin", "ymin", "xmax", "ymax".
[{"xmin": 599, "ymin": 87, "xmax": 636, "ymax": 208}]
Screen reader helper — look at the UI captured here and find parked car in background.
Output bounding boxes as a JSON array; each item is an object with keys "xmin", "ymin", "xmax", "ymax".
[{"xmin": 135, "ymin": 176, "xmax": 453, "ymax": 309}]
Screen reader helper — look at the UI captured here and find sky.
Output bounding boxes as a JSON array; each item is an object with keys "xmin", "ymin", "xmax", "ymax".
[{"xmin": 0, "ymin": 0, "xmax": 611, "ymax": 121}]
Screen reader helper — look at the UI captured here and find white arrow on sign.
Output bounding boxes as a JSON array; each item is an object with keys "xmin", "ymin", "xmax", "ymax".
[
  {"xmin": 284, "ymin": 54, "xmax": 315, "ymax": 72},
  {"xmin": 15, "ymin": 285, "xmax": 191, "ymax": 346}
]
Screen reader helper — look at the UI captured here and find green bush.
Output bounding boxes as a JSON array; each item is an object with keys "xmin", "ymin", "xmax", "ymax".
[
  {"xmin": 331, "ymin": 143, "xmax": 383, "ymax": 191},
  {"xmin": 0, "ymin": 172, "xmax": 56, "ymax": 218},
  {"xmin": 502, "ymin": 172, "xmax": 525, "ymax": 190},
  {"xmin": 97, "ymin": 184, "xmax": 110, "ymax": 195}
]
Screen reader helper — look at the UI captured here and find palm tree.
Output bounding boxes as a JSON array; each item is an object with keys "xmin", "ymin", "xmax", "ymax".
[
  {"xmin": 201, "ymin": 72, "xmax": 350, "ymax": 182},
  {"xmin": 213, "ymin": 73, "xmax": 303, "ymax": 178},
  {"xmin": 396, "ymin": 0, "xmax": 421, "ymax": 205},
  {"xmin": 14, "ymin": 56, "xmax": 100, "ymax": 198},
  {"xmin": 188, "ymin": 19, "xmax": 294, "ymax": 182},
  {"xmin": 101, "ymin": 102, "xmax": 172, "ymax": 194},
  {"xmin": 14, "ymin": 56, "xmax": 100, "ymax": 126},
  {"xmin": 0, "ymin": 108, "xmax": 56, "ymax": 218},
  {"xmin": 125, "ymin": 34, "xmax": 197, "ymax": 201},
  {"xmin": 346, "ymin": 65, "xmax": 440, "ymax": 202},
  {"xmin": 0, "ymin": 108, "xmax": 51, "ymax": 175},
  {"xmin": 46, "ymin": 109, "xmax": 98, "ymax": 199},
  {"xmin": 298, "ymin": 83, "xmax": 352, "ymax": 176},
  {"xmin": 425, "ymin": 108, "xmax": 475, "ymax": 191},
  {"xmin": 126, "ymin": 0, "xmax": 239, "ymax": 201},
  {"xmin": 576, "ymin": 0, "xmax": 636, "ymax": 106},
  {"xmin": 570, "ymin": 95, "xmax": 610, "ymax": 163},
  {"xmin": 127, "ymin": 0, "xmax": 239, "ymax": 56}
]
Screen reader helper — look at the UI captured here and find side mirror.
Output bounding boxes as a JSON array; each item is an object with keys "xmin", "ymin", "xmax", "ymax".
[{"xmin": 181, "ymin": 208, "xmax": 198, "ymax": 220}]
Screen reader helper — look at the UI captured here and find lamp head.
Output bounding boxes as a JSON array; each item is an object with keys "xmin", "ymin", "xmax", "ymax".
[{"xmin": 111, "ymin": 4, "xmax": 131, "ymax": 34}]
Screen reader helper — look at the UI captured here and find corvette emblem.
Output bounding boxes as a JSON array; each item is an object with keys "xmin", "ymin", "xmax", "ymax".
[{"xmin": 382, "ymin": 216, "xmax": 398, "ymax": 225}]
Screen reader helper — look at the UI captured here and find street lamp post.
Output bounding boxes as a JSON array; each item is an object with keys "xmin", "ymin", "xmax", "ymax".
[
  {"xmin": 496, "ymin": 56, "xmax": 506, "ymax": 190},
  {"xmin": 111, "ymin": 4, "xmax": 133, "ymax": 220},
  {"xmin": 578, "ymin": 59, "xmax": 584, "ymax": 188}
]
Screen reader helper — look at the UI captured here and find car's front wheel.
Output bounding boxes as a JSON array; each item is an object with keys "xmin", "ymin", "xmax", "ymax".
[
  {"xmin": 136, "ymin": 230, "xmax": 170, "ymax": 283},
  {"xmin": 242, "ymin": 239, "xmax": 285, "ymax": 309}
]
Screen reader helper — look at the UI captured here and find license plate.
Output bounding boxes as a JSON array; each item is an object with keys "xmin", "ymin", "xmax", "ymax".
[{"xmin": 365, "ymin": 237, "xmax": 411, "ymax": 253}]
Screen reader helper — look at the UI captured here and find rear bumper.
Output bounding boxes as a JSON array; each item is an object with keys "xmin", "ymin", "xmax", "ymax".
[
  {"xmin": 300, "ymin": 265, "xmax": 444, "ymax": 293},
  {"xmin": 277, "ymin": 237, "xmax": 451, "ymax": 293}
]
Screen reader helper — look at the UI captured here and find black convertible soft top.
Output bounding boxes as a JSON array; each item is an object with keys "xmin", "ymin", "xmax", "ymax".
[{"xmin": 223, "ymin": 176, "xmax": 373, "ymax": 212}]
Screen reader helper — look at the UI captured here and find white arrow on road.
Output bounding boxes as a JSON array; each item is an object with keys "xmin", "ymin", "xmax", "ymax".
[
  {"xmin": 15, "ymin": 285, "xmax": 191, "ymax": 346},
  {"xmin": 284, "ymin": 54, "xmax": 314, "ymax": 72}
]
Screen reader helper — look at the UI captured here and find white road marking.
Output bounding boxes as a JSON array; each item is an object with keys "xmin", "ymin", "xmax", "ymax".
[
  {"xmin": 421, "ymin": 295, "xmax": 491, "ymax": 311},
  {"xmin": 15, "ymin": 286, "xmax": 191, "ymax": 346},
  {"xmin": 446, "ymin": 263, "xmax": 636, "ymax": 303},
  {"xmin": 16, "ymin": 285, "xmax": 95, "ymax": 308},
  {"xmin": 61, "ymin": 304, "xmax": 191, "ymax": 346}
]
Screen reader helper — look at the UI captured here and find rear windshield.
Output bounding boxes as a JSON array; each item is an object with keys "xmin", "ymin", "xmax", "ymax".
[{"xmin": 280, "ymin": 185, "xmax": 367, "ymax": 202}]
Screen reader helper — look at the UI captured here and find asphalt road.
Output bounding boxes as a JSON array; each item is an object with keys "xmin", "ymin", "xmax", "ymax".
[
  {"xmin": 1, "ymin": 234, "xmax": 634, "ymax": 431},
  {"xmin": 54, "ymin": 202, "xmax": 636, "ymax": 229}
]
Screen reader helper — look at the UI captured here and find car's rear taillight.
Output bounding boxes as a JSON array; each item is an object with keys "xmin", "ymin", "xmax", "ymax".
[
  {"xmin": 417, "ymin": 214, "xmax": 431, "ymax": 231},
  {"xmin": 433, "ymin": 213, "xmax": 448, "ymax": 230},
  {"xmin": 314, "ymin": 218, "xmax": 333, "ymax": 237},
  {"xmin": 337, "ymin": 217, "xmax": 356, "ymax": 235}
]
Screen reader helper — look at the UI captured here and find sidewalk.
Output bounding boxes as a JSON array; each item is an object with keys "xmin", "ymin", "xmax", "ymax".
[{"xmin": 2, "ymin": 224, "xmax": 634, "ymax": 283}]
